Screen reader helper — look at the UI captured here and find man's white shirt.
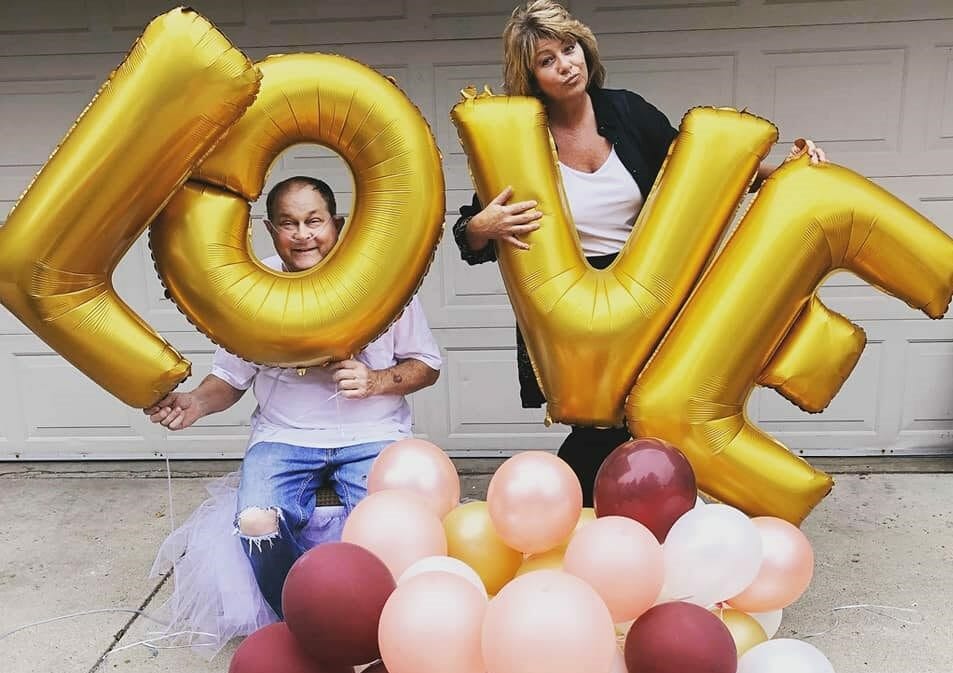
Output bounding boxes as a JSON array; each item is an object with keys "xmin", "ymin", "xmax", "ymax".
[{"xmin": 211, "ymin": 255, "xmax": 442, "ymax": 449}]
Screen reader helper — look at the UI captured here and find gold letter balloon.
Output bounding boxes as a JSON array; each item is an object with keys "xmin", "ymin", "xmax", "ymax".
[
  {"xmin": 451, "ymin": 89, "xmax": 778, "ymax": 428},
  {"xmin": 628, "ymin": 151, "xmax": 953, "ymax": 523},
  {"xmin": 150, "ymin": 53, "xmax": 445, "ymax": 367},
  {"xmin": 0, "ymin": 8, "xmax": 260, "ymax": 408},
  {"xmin": 453, "ymin": 89, "xmax": 953, "ymax": 523},
  {"xmin": 0, "ymin": 11, "xmax": 446, "ymax": 406}
]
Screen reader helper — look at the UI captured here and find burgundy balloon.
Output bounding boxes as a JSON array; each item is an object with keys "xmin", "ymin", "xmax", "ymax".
[
  {"xmin": 593, "ymin": 438, "xmax": 696, "ymax": 542},
  {"xmin": 228, "ymin": 623, "xmax": 351, "ymax": 673},
  {"xmin": 282, "ymin": 542, "xmax": 396, "ymax": 667},
  {"xmin": 624, "ymin": 602, "xmax": 737, "ymax": 673}
]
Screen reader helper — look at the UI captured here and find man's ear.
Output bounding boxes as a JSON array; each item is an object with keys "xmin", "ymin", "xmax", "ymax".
[{"xmin": 333, "ymin": 215, "xmax": 345, "ymax": 230}]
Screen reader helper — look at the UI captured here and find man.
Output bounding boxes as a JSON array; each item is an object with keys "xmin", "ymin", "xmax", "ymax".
[{"xmin": 145, "ymin": 176, "xmax": 442, "ymax": 618}]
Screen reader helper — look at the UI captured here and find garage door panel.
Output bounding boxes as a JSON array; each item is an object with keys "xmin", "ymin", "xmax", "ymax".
[
  {"xmin": 901, "ymin": 340, "xmax": 953, "ymax": 432},
  {"xmin": 0, "ymin": 1, "xmax": 950, "ymax": 459},
  {"xmin": 585, "ymin": 1, "xmax": 953, "ymax": 34},
  {"xmin": 13, "ymin": 349, "xmax": 144, "ymax": 441},
  {"xmin": 753, "ymin": 339, "xmax": 884, "ymax": 434},
  {"xmin": 602, "ymin": 54, "xmax": 737, "ymax": 122},
  {"xmin": 761, "ymin": 48, "xmax": 904, "ymax": 150}
]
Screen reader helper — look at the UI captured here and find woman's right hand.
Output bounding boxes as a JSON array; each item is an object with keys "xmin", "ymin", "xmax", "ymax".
[{"xmin": 466, "ymin": 186, "xmax": 542, "ymax": 251}]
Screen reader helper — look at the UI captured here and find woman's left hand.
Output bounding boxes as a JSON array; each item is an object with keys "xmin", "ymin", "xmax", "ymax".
[{"xmin": 790, "ymin": 138, "xmax": 828, "ymax": 165}]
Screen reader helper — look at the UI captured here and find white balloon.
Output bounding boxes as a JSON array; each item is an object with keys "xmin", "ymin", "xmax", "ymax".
[
  {"xmin": 398, "ymin": 555, "xmax": 489, "ymax": 599},
  {"xmin": 660, "ymin": 504, "xmax": 763, "ymax": 607},
  {"xmin": 750, "ymin": 608, "xmax": 783, "ymax": 638},
  {"xmin": 608, "ymin": 647, "xmax": 627, "ymax": 673},
  {"xmin": 737, "ymin": 639, "xmax": 834, "ymax": 673}
]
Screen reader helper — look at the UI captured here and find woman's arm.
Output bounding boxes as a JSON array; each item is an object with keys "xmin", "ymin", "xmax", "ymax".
[{"xmin": 452, "ymin": 189, "xmax": 542, "ymax": 265}]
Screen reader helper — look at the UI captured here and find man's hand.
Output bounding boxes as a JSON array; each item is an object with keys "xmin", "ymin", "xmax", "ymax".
[
  {"xmin": 330, "ymin": 359, "xmax": 381, "ymax": 399},
  {"xmin": 144, "ymin": 392, "xmax": 206, "ymax": 430}
]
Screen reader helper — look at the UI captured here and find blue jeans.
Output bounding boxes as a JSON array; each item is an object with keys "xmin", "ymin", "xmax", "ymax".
[{"xmin": 235, "ymin": 439, "xmax": 391, "ymax": 618}]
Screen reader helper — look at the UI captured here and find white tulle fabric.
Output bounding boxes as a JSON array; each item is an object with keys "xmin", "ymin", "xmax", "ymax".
[{"xmin": 148, "ymin": 471, "xmax": 346, "ymax": 659}]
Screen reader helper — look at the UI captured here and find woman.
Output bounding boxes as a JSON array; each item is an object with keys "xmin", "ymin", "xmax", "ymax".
[{"xmin": 453, "ymin": 0, "xmax": 827, "ymax": 506}]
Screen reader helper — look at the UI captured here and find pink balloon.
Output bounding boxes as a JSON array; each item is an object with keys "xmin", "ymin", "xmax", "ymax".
[
  {"xmin": 487, "ymin": 452, "xmax": 583, "ymax": 554},
  {"xmin": 379, "ymin": 571, "xmax": 487, "ymax": 673},
  {"xmin": 342, "ymin": 489, "xmax": 447, "ymax": 578},
  {"xmin": 482, "ymin": 570, "xmax": 616, "ymax": 673},
  {"xmin": 563, "ymin": 515, "xmax": 664, "ymax": 622},
  {"xmin": 728, "ymin": 517, "xmax": 814, "ymax": 612},
  {"xmin": 368, "ymin": 439, "xmax": 461, "ymax": 518}
]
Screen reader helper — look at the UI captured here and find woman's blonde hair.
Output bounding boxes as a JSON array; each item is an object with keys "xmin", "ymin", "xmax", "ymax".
[{"xmin": 502, "ymin": 0, "xmax": 606, "ymax": 97}]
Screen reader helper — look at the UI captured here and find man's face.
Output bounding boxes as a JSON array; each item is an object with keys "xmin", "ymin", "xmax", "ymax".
[{"xmin": 265, "ymin": 185, "xmax": 340, "ymax": 272}]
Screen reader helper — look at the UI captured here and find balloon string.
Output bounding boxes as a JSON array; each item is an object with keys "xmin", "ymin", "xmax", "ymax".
[
  {"xmin": 165, "ymin": 454, "xmax": 176, "ymax": 537},
  {"xmin": 0, "ymin": 609, "xmax": 167, "ymax": 642},
  {"xmin": 102, "ymin": 629, "xmax": 218, "ymax": 659},
  {"xmin": 801, "ymin": 603, "xmax": 923, "ymax": 638},
  {"xmin": 335, "ymin": 388, "xmax": 345, "ymax": 438}
]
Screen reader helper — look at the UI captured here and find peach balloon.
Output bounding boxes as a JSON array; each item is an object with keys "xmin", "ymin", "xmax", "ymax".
[
  {"xmin": 443, "ymin": 501, "xmax": 523, "ymax": 595},
  {"xmin": 487, "ymin": 452, "xmax": 583, "ymax": 554},
  {"xmin": 482, "ymin": 570, "xmax": 616, "ymax": 673},
  {"xmin": 379, "ymin": 571, "xmax": 487, "ymax": 673},
  {"xmin": 368, "ymin": 439, "xmax": 461, "ymax": 518},
  {"xmin": 342, "ymin": 489, "xmax": 447, "ymax": 578},
  {"xmin": 563, "ymin": 515, "xmax": 664, "ymax": 622},
  {"xmin": 728, "ymin": 517, "xmax": 814, "ymax": 612}
]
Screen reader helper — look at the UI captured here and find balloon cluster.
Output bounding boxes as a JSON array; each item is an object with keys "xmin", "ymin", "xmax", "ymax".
[{"xmin": 230, "ymin": 437, "xmax": 834, "ymax": 673}]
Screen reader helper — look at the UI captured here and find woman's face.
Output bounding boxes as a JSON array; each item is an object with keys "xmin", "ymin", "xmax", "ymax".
[{"xmin": 531, "ymin": 37, "xmax": 588, "ymax": 102}]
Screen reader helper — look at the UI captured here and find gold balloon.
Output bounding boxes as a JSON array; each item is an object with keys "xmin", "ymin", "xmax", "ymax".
[
  {"xmin": 615, "ymin": 619, "xmax": 634, "ymax": 649},
  {"xmin": 151, "ymin": 53, "xmax": 445, "ymax": 366},
  {"xmin": 628, "ymin": 153, "xmax": 953, "ymax": 523},
  {"xmin": 443, "ymin": 501, "xmax": 523, "ymax": 596},
  {"xmin": 512, "ymin": 506, "xmax": 597, "ymax": 577},
  {"xmin": 515, "ymin": 546, "xmax": 566, "ymax": 577},
  {"xmin": 0, "ymin": 8, "xmax": 260, "ymax": 407},
  {"xmin": 574, "ymin": 507, "xmax": 598, "ymax": 534},
  {"xmin": 513, "ymin": 506, "xmax": 597, "ymax": 577},
  {"xmin": 713, "ymin": 608, "xmax": 768, "ymax": 657},
  {"xmin": 758, "ymin": 295, "xmax": 866, "ymax": 412},
  {"xmin": 451, "ymin": 91, "xmax": 777, "ymax": 426}
]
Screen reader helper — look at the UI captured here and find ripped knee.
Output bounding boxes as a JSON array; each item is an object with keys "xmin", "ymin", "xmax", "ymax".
[{"xmin": 237, "ymin": 507, "xmax": 280, "ymax": 537}]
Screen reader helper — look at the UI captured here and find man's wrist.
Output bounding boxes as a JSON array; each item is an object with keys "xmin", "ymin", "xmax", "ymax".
[
  {"xmin": 370, "ymin": 369, "xmax": 386, "ymax": 396},
  {"xmin": 190, "ymin": 393, "xmax": 208, "ymax": 419}
]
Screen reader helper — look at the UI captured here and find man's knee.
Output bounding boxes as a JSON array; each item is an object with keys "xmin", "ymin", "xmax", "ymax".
[{"xmin": 237, "ymin": 506, "xmax": 280, "ymax": 537}]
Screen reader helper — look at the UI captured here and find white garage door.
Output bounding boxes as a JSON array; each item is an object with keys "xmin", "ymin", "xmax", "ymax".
[{"xmin": 1, "ymin": 0, "xmax": 951, "ymax": 460}]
